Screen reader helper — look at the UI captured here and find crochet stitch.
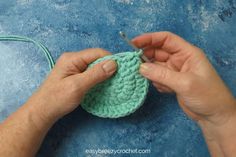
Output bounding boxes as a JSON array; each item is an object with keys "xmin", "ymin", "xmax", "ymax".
[
  {"xmin": 0, "ymin": 35, "xmax": 149, "ymax": 118},
  {"xmin": 81, "ymin": 51, "xmax": 149, "ymax": 118}
]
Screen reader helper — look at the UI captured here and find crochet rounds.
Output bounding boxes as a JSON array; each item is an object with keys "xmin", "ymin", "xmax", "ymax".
[{"xmin": 81, "ymin": 51, "xmax": 149, "ymax": 118}]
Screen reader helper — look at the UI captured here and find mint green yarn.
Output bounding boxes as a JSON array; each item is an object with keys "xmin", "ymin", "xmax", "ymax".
[
  {"xmin": 0, "ymin": 35, "xmax": 149, "ymax": 118},
  {"xmin": 0, "ymin": 35, "xmax": 55, "ymax": 69},
  {"xmin": 81, "ymin": 51, "xmax": 149, "ymax": 118}
]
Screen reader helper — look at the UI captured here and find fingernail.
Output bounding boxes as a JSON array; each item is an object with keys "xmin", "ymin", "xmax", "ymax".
[
  {"xmin": 102, "ymin": 60, "xmax": 117, "ymax": 74},
  {"xmin": 139, "ymin": 64, "xmax": 149, "ymax": 75}
]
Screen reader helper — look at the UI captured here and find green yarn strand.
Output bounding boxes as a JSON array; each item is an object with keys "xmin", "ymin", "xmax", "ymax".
[
  {"xmin": 0, "ymin": 35, "xmax": 149, "ymax": 118},
  {"xmin": 0, "ymin": 35, "xmax": 55, "ymax": 69}
]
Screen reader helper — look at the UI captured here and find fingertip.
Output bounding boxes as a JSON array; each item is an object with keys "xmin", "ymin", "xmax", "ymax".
[
  {"xmin": 131, "ymin": 34, "xmax": 150, "ymax": 48},
  {"xmin": 102, "ymin": 59, "xmax": 117, "ymax": 75},
  {"xmin": 139, "ymin": 63, "xmax": 152, "ymax": 77},
  {"xmin": 131, "ymin": 38, "xmax": 140, "ymax": 48},
  {"xmin": 131, "ymin": 35, "xmax": 140, "ymax": 42}
]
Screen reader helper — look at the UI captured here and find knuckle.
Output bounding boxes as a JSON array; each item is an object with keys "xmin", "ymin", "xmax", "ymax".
[
  {"xmin": 91, "ymin": 72, "xmax": 100, "ymax": 83},
  {"xmin": 93, "ymin": 48, "xmax": 104, "ymax": 53},
  {"xmin": 155, "ymin": 68, "xmax": 168, "ymax": 82},
  {"xmin": 59, "ymin": 53, "xmax": 71, "ymax": 62},
  {"xmin": 93, "ymin": 48, "xmax": 110, "ymax": 55},
  {"xmin": 163, "ymin": 31, "xmax": 175, "ymax": 39},
  {"xmin": 160, "ymin": 31, "xmax": 174, "ymax": 46},
  {"xmin": 56, "ymin": 53, "xmax": 75, "ymax": 67},
  {"xmin": 85, "ymin": 65, "xmax": 108, "ymax": 85},
  {"xmin": 163, "ymin": 31, "xmax": 173, "ymax": 36}
]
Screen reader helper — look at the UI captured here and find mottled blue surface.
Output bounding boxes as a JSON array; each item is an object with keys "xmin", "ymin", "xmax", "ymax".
[{"xmin": 0, "ymin": 0, "xmax": 236, "ymax": 156}]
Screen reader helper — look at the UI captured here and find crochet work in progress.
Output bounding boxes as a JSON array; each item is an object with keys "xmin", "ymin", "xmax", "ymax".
[
  {"xmin": 81, "ymin": 51, "xmax": 149, "ymax": 118},
  {"xmin": 0, "ymin": 35, "xmax": 149, "ymax": 118}
]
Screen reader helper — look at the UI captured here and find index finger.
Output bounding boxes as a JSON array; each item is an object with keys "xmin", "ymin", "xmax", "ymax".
[
  {"xmin": 72, "ymin": 48, "xmax": 111, "ymax": 65},
  {"xmin": 55, "ymin": 48, "xmax": 111, "ymax": 74},
  {"xmin": 132, "ymin": 31, "xmax": 193, "ymax": 54}
]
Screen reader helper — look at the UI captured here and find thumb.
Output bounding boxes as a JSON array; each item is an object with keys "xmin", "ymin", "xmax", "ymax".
[
  {"xmin": 74, "ymin": 59, "xmax": 117, "ymax": 91},
  {"xmin": 139, "ymin": 63, "xmax": 181, "ymax": 91}
]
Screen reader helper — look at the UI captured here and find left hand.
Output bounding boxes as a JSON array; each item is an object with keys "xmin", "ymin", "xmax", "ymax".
[{"xmin": 29, "ymin": 48, "xmax": 117, "ymax": 122}]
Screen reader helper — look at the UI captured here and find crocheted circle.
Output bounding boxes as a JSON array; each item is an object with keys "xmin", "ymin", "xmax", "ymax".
[{"xmin": 81, "ymin": 51, "xmax": 149, "ymax": 118}]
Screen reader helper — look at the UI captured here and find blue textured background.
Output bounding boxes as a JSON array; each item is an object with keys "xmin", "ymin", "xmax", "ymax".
[{"xmin": 0, "ymin": 0, "xmax": 236, "ymax": 156}]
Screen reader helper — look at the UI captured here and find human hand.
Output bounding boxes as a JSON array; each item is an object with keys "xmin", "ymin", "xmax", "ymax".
[
  {"xmin": 132, "ymin": 32, "xmax": 236, "ymax": 129},
  {"xmin": 29, "ymin": 48, "xmax": 117, "ymax": 122},
  {"xmin": 0, "ymin": 49, "xmax": 117, "ymax": 157}
]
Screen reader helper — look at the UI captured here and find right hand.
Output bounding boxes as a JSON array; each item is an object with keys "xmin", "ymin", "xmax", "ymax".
[{"xmin": 132, "ymin": 32, "xmax": 236, "ymax": 133}]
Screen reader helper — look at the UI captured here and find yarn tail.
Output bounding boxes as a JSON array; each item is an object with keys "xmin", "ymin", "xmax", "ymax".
[{"xmin": 0, "ymin": 35, "xmax": 55, "ymax": 70}]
